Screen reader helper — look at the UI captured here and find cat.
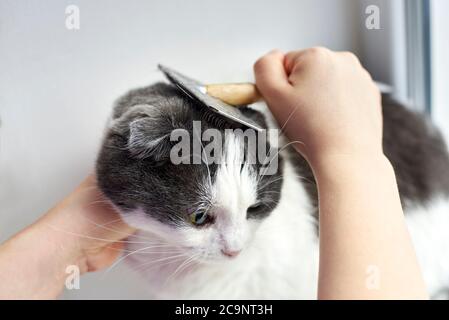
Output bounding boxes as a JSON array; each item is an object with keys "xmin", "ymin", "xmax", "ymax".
[{"xmin": 96, "ymin": 82, "xmax": 449, "ymax": 299}]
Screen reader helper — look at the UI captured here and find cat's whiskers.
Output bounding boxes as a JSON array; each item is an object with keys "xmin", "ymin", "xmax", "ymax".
[
  {"xmin": 136, "ymin": 256, "xmax": 189, "ymax": 276},
  {"xmin": 278, "ymin": 106, "xmax": 299, "ymax": 137},
  {"xmin": 132, "ymin": 251, "xmax": 188, "ymax": 272},
  {"xmin": 164, "ymin": 253, "xmax": 200, "ymax": 285},
  {"xmin": 256, "ymin": 140, "xmax": 306, "ymax": 186},
  {"xmin": 102, "ymin": 244, "xmax": 187, "ymax": 277},
  {"xmin": 260, "ymin": 172, "xmax": 316, "ymax": 189},
  {"xmin": 43, "ymin": 222, "xmax": 164, "ymax": 245},
  {"xmin": 254, "ymin": 121, "xmax": 300, "ymax": 186}
]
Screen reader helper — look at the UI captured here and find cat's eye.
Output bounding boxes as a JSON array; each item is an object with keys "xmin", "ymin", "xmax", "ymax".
[
  {"xmin": 189, "ymin": 210, "xmax": 209, "ymax": 226},
  {"xmin": 247, "ymin": 203, "xmax": 262, "ymax": 213},
  {"xmin": 246, "ymin": 202, "xmax": 271, "ymax": 219}
]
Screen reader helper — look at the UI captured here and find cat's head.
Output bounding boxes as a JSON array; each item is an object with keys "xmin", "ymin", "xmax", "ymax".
[{"xmin": 96, "ymin": 83, "xmax": 283, "ymax": 262}]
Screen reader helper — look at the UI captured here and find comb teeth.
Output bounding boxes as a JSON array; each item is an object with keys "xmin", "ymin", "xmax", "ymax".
[{"xmin": 200, "ymin": 109, "xmax": 235, "ymax": 129}]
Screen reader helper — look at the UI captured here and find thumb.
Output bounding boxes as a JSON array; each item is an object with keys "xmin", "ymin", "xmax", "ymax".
[{"xmin": 253, "ymin": 50, "xmax": 292, "ymax": 103}]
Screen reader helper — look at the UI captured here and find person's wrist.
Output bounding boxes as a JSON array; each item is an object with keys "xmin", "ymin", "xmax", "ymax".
[
  {"xmin": 309, "ymin": 151, "xmax": 393, "ymax": 186},
  {"xmin": 38, "ymin": 177, "xmax": 135, "ymax": 273},
  {"xmin": 301, "ymin": 137, "xmax": 384, "ymax": 169},
  {"xmin": 39, "ymin": 203, "xmax": 118, "ymax": 275}
]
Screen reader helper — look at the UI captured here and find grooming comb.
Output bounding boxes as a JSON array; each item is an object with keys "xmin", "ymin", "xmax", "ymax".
[{"xmin": 158, "ymin": 64, "xmax": 263, "ymax": 131}]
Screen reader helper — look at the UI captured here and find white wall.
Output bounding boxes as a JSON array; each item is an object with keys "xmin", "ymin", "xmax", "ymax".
[
  {"xmin": 358, "ymin": 0, "xmax": 409, "ymax": 103},
  {"xmin": 431, "ymin": 0, "xmax": 449, "ymax": 140},
  {"xmin": 0, "ymin": 0, "xmax": 361, "ymax": 299}
]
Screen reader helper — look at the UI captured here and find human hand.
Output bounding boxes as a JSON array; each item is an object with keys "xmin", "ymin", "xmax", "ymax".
[
  {"xmin": 0, "ymin": 175, "xmax": 135, "ymax": 299},
  {"xmin": 253, "ymin": 48, "xmax": 428, "ymax": 300},
  {"xmin": 41, "ymin": 174, "xmax": 136, "ymax": 273},
  {"xmin": 254, "ymin": 48, "xmax": 382, "ymax": 166}
]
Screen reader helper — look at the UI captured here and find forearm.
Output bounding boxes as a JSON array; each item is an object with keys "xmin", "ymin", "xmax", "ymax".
[{"xmin": 313, "ymin": 154, "xmax": 428, "ymax": 299}]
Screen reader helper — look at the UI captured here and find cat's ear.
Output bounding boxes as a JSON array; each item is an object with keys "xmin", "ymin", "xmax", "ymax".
[
  {"xmin": 127, "ymin": 105, "xmax": 180, "ymax": 162},
  {"xmin": 127, "ymin": 116, "xmax": 173, "ymax": 161}
]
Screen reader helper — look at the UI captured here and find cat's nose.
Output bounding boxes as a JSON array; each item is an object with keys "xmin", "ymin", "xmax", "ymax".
[{"xmin": 221, "ymin": 248, "xmax": 241, "ymax": 258}]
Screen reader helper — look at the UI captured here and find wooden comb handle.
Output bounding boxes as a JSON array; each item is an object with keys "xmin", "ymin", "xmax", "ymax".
[{"xmin": 206, "ymin": 83, "xmax": 261, "ymax": 106}]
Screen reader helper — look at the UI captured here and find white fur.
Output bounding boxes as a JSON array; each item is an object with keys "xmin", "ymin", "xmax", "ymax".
[
  {"xmin": 125, "ymin": 154, "xmax": 319, "ymax": 299},
  {"xmin": 211, "ymin": 134, "xmax": 260, "ymax": 253},
  {"xmin": 405, "ymin": 199, "xmax": 449, "ymax": 297}
]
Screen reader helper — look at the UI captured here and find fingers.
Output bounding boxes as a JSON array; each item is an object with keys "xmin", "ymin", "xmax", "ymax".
[
  {"xmin": 284, "ymin": 50, "xmax": 309, "ymax": 74},
  {"xmin": 253, "ymin": 50, "xmax": 292, "ymax": 102},
  {"xmin": 255, "ymin": 47, "xmax": 335, "ymax": 94}
]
